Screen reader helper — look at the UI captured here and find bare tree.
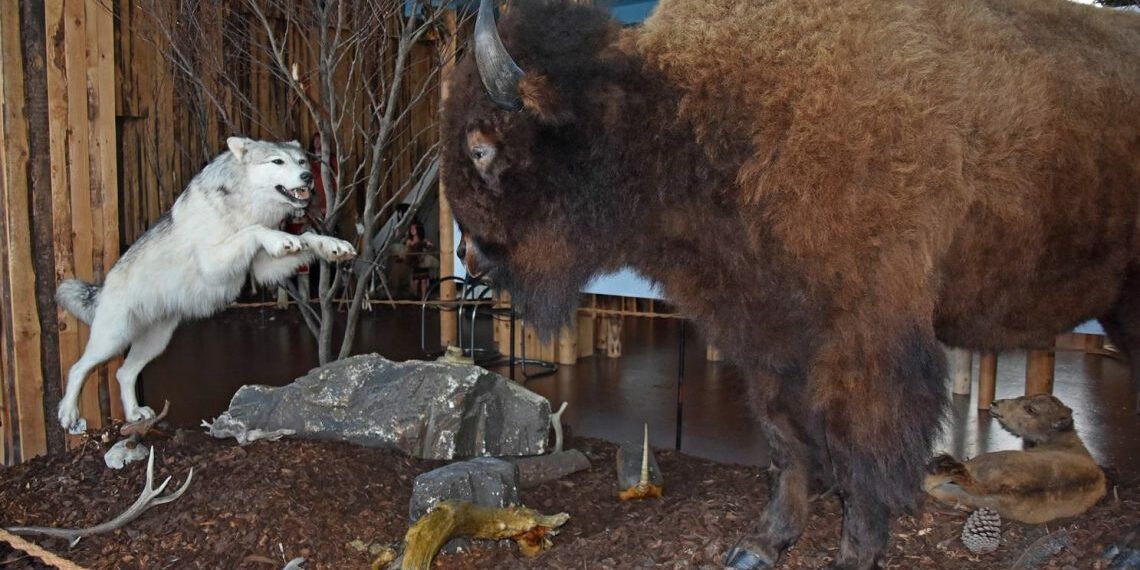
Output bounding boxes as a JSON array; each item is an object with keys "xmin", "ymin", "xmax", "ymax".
[{"xmin": 136, "ymin": 0, "xmax": 469, "ymax": 364}]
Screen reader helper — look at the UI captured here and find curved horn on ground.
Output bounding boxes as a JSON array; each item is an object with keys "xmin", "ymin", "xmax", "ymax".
[{"xmin": 474, "ymin": 0, "xmax": 524, "ymax": 111}]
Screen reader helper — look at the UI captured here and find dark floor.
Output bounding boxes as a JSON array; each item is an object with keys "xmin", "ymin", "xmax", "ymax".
[{"xmin": 142, "ymin": 305, "xmax": 1140, "ymax": 472}]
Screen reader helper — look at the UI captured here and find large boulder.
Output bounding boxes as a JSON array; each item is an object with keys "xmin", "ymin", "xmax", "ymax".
[{"xmin": 207, "ymin": 354, "xmax": 551, "ymax": 459}]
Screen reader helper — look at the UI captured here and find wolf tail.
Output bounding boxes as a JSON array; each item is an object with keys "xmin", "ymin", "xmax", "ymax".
[{"xmin": 56, "ymin": 279, "xmax": 101, "ymax": 325}]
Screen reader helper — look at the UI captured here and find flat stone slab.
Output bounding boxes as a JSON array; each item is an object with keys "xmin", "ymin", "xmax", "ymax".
[{"xmin": 207, "ymin": 354, "xmax": 551, "ymax": 460}]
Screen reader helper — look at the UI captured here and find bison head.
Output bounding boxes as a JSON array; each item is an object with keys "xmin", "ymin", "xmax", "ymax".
[{"xmin": 442, "ymin": 0, "xmax": 652, "ymax": 334}]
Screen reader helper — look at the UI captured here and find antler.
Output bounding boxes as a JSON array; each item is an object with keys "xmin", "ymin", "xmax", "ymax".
[
  {"xmin": 6, "ymin": 448, "xmax": 193, "ymax": 548},
  {"xmin": 119, "ymin": 400, "xmax": 171, "ymax": 437}
]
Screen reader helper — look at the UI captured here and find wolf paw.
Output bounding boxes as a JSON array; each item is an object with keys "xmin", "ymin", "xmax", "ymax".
[
  {"xmin": 58, "ymin": 403, "xmax": 87, "ymax": 433},
  {"xmin": 125, "ymin": 405, "xmax": 156, "ymax": 423},
  {"xmin": 262, "ymin": 232, "xmax": 303, "ymax": 257},
  {"xmin": 306, "ymin": 235, "xmax": 357, "ymax": 261}
]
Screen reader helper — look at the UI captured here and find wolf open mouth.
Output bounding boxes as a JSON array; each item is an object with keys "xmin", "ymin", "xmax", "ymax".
[{"xmin": 276, "ymin": 185, "xmax": 311, "ymax": 205}]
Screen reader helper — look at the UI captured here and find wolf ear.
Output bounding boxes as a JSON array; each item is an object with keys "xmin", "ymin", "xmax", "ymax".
[
  {"xmin": 520, "ymin": 74, "xmax": 572, "ymax": 125},
  {"xmin": 286, "ymin": 140, "xmax": 302, "ymax": 149},
  {"xmin": 227, "ymin": 137, "xmax": 251, "ymax": 161}
]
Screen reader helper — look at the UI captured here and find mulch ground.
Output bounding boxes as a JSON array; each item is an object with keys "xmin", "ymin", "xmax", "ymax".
[{"xmin": 1, "ymin": 431, "xmax": 1137, "ymax": 569}]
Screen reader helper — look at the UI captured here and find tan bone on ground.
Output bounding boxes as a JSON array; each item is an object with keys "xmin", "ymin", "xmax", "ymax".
[{"xmin": 923, "ymin": 394, "xmax": 1106, "ymax": 524}]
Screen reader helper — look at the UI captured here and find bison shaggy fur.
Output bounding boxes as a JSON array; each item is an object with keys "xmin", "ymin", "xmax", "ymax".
[{"xmin": 441, "ymin": 0, "xmax": 1140, "ymax": 567}]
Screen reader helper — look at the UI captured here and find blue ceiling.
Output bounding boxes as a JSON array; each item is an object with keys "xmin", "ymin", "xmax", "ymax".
[
  {"xmin": 595, "ymin": 0, "xmax": 659, "ymax": 24},
  {"xmin": 430, "ymin": 1, "xmax": 660, "ymax": 25}
]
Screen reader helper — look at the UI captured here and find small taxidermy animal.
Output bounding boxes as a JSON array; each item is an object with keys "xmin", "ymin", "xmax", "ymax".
[{"xmin": 923, "ymin": 394, "xmax": 1105, "ymax": 523}]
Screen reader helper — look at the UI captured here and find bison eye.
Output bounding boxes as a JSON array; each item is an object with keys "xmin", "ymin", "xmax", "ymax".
[
  {"xmin": 470, "ymin": 143, "xmax": 495, "ymax": 166},
  {"xmin": 1025, "ymin": 404, "xmax": 1038, "ymax": 415}
]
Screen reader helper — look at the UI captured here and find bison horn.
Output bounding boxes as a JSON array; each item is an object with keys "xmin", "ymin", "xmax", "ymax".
[{"xmin": 474, "ymin": 0, "xmax": 524, "ymax": 111}]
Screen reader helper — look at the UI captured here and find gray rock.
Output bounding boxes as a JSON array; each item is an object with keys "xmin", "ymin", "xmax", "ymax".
[
  {"xmin": 208, "ymin": 354, "xmax": 551, "ymax": 459},
  {"xmin": 409, "ymin": 457, "xmax": 520, "ymax": 522}
]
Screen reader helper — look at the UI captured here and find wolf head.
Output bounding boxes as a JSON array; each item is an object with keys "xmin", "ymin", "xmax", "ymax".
[{"xmin": 226, "ymin": 137, "xmax": 314, "ymax": 223}]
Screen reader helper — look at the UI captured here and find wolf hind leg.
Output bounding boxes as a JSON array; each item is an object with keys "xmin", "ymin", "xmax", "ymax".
[
  {"xmin": 117, "ymin": 319, "xmax": 179, "ymax": 422},
  {"xmin": 59, "ymin": 308, "xmax": 134, "ymax": 431}
]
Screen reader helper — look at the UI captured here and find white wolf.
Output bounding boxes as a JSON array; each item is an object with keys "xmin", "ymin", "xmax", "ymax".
[{"xmin": 56, "ymin": 137, "xmax": 356, "ymax": 432}]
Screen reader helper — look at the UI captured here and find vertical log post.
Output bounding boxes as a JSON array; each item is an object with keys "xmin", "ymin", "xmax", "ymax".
[
  {"xmin": 706, "ymin": 346, "xmax": 722, "ymax": 362},
  {"xmin": 557, "ymin": 325, "xmax": 578, "ymax": 366},
  {"xmin": 948, "ymin": 347, "xmax": 972, "ymax": 396},
  {"xmin": 978, "ymin": 351, "xmax": 998, "ymax": 410},
  {"xmin": 437, "ymin": 9, "xmax": 459, "ymax": 348},
  {"xmin": 1025, "ymin": 349, "xmax": 1055, "ymax": 396},
  {"xmin": 577, "ymin": 294, "xmax": 596, "ymax": 358},
  {"xmin": 606, "ymin": 318, "xmax": 623, "ymax": 358}
]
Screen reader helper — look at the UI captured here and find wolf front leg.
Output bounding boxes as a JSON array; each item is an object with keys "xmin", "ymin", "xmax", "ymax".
[
  {"xmin": 195, "ymin": 226, "xmax": 303, "ymax": 284},
  {"xmin": 300, "ymin": 232, "xmax": 356, "ymax": 262},
  {"xmin": 250, "ymin": 249, "xmax": 318, "ymax": 287}
]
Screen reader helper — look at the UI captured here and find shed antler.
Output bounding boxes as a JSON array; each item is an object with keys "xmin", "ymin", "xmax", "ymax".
[
  {"xmin": 119, "ymin": 400, "xmax": 171, "ymax": 437},
  {"xmin": 6, "ymin": 448, "xmax": 193, "ymax": 547}
]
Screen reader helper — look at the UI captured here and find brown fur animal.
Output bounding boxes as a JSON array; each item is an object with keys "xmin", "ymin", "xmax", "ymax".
[
  {"xmin": 441, "ymin": 1, "xmax": 1140, "ymax": 568},
  {"xmin": 924, "ymin": 395, "xmax": 1106, "ymax": 524}
]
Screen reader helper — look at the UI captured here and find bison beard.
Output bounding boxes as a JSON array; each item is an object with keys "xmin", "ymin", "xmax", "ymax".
[{"xmin": 441, "ymin": 0, "xmax": 1140, "ymax": 568}]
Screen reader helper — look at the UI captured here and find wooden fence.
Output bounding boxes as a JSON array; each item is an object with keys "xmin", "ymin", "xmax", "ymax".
[{"xmin": 1, "ymin": 0, "xmax": 120, "ymax": 464}]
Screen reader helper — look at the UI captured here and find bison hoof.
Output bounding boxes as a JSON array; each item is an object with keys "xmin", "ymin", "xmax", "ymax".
[{"xmin": 725, "ymin": 540, "xmax": 776, "ymax": 569}]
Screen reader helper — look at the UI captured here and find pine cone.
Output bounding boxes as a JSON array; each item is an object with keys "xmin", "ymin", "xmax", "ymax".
[{"xmin": 961, "ymin": 508, "xmax": 1001, "ymax": 554}]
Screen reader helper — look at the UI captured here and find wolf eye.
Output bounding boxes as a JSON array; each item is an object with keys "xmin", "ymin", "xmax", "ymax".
[
  {"xmin": 272, "ymin": 158, "xmax": 285, "ymax": 165},
  {"xmin": 1025, "ymin": 405, "xmax": 1038, "ymax": 415},
  {"xmin": 298, "ymin": 159, "xmax": 307, "ymax": 166}
]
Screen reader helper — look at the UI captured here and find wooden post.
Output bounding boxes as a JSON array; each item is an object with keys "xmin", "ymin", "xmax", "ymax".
[
  {"xmin": 606, "ymin": 318, "xmax": 622, "ymax": 358},
  {"xmin": 706, "ymin": 345, "xmax": 722, "ymax": 362},
  {"xmin": 577, "ymin": 294, "xmax": 595, "ymax": 358},
  {"xmin": 1025, "ymin": 350, "xmax": 1055, "ymax": 395},
  {"xmin": 978, "ymin": 351, "xmax": 998, "ymax": 410},
  {"xmin": 557, "ymin": 325, "xmax": 578, "ymax": 366},
  {"xmin": 437, "ymin": 9, "xmax": 459, "ymax": 348},
  {"xmin": 1083, "ymin": 334, "xmax": 1104, "ymax": 354},
  {"xmin": 947, "ymin": 347, "xmax": 972, "ymax": 396}
]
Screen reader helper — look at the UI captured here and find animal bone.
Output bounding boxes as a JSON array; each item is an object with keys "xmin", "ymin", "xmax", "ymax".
[
  {"xmin": 549, "ymin": 402, "xmax": 568, "ymax": 453},
  {"xmin": 617, "ymin": 424, "xmax": 663, "ymax": 501},
  {"xmin": 399, "ymin": 500, "xmax": 569, "ymax": 569},
  {"xmin": 7, "ymin": 448, "xmax": 193, "ymax": 548},
  {"xmin": 119, "ymin": 400, "xmax": 171, "ymax": 438}
]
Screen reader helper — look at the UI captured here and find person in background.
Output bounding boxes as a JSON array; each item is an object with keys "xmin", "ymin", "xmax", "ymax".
[{"xmin": 403, "ymin": 219, "xmax": 436, "ymax": 300}]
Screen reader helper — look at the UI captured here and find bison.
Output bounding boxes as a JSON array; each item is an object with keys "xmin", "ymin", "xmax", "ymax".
[{"xmin": 440, "ymin": 0, "xmax": 1140, "ymax": 567}]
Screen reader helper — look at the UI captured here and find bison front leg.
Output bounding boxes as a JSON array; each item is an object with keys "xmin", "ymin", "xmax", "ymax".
[
  {"xmin": 817, "ymin": 320, "xmax": 948, "ymax": 569},
  {"xmin": 727, "ymin": 384, "xmax": 823, "ymax": 569}
]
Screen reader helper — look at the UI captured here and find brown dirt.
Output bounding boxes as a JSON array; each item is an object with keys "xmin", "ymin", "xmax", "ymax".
[{"xmin": 1, "ymin": 431, "xmax": 1137, "ymax": 569}]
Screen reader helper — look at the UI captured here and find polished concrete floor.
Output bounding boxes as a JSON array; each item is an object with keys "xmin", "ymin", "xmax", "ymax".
[{"xmin": 143, "ymin": 306, "xmax": 1140, "ymax": 472}]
